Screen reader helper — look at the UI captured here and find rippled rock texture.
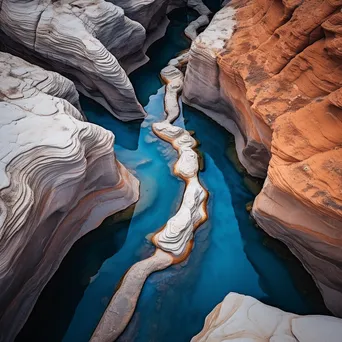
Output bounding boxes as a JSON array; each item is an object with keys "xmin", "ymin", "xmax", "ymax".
[
  {"xmin": 183, "ymin": 0, "xmax": 342, "ymax": 315},
  {"xmin": 192, "ymin": 293, "xmax": 342, "ymax": 342},
  {"xmin": 0, "ymin": 0, "xmax": 213, "ymax": 120},
  {"xmin": 0, "ymin": 52, "xmax": 139, "ymax": 341},
  {"xmin": 0, "ymin": 0, "xmax": 152, "ymax": 120}
]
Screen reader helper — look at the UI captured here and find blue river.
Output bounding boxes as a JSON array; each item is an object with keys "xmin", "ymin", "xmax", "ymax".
[{"xmin": 16, "ymin": 4, "xmax": 327, "ymax": 342}]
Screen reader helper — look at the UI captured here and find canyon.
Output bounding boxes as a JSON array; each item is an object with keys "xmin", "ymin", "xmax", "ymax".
[
  {"xmin": 183, "ymin": 0, "xmax": 342, "ymax": 317},
  {"xmin": 0, "ymin": 0, "xmax": 342, "ymax": 341}
]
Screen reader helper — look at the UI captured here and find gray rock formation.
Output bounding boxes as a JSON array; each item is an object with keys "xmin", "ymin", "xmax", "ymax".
[
  {"xmin": 0, "ymin": 0, "xmax": 214, "ymax": 120},
  {"xmin": 0, "ymin": 52, "xmax": 139, "ymax": 341},
  {"xmin": 0, "ymin": 0, "xmax": 148, "ymax": 120}
]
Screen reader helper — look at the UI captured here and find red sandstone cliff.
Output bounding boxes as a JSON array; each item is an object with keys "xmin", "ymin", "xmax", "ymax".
[{"xmin": 183, "ymin": 0, "xmax": 342, "ymax": 315}]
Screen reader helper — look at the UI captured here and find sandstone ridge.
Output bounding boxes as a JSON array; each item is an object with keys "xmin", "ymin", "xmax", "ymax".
[{"xmin": 183, "ymin": 0, "xmax": 342, "ymax": 315}]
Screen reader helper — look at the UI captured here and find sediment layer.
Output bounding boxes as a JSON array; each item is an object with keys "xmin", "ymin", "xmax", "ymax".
[
  {"xmin": 0, "ymin": 52, "xmax": 139, "ymax": 341},
  {"xmin": 0, "ymin": 0, "xmax": 149, "ymax": 119}
]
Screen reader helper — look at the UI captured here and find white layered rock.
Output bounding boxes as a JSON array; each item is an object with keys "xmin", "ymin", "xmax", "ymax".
[
  {"xmin": 90, "ymin": 249, "xmax": 173, "ymax": 342},
  {"xmin": 185, "ymin": 14, "xmax": 210, "ymax": 40},
  {"xmin": 151, "ymin": 59, "xmax": 208, "ymax": 257},
  {"xmin": 192, "ymin": 293, "xmax": 342, "ymax": 342},
  {"xmin": 0, "ymin": 0, "xmax": 147, "ymax": 120},
  {"xmin": 0, "ymin": 52, "xmax": 139, "ymax": 342},
  {"xmin": 169, "ymin": 0, "xmax": 211, "ymax": 40},
  {"xmin": 107, "ymin": 0, "xmax": 172, "ymax": 74},
  {"xmin": 160, "ymin": 65, "xmax": 184, "ymax": 121},
  {"xmin": 168, "ymin": 0, "xmax": 211, "ymax": 15}
]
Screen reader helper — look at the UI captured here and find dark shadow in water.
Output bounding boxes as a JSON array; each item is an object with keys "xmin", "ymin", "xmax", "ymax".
[
  {"xmin": 182, "ymin": 103, "xmax": 329, "ymax": 315},
  {"xmin": 79, "ymin": 96, "xmax": 142, "ymax": 152},
  {"xmin": 130, "ymin": 8, "xmax": 197, "ymax": 106},
  {"xmin": 203, "ymin": 0, "xmax": 223, "ymax": 12},
  {"xmin": 16, "ymin": 209, "xmax": 136, "ymax": 342},
  {"xmin": 260, "ymin": 234, "xmax": 331, "ymax": 314}
]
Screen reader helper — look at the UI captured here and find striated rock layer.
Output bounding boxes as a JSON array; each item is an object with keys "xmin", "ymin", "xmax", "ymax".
[
  {"xmin": 192, "ymin": 293, "xmax": 342, "ymax": 342},
  {"xmin": 0, "ymin": 0, "xmax": 214, "ymax": 119},
  {"xmin": 0, "ymin": 0, "xmax": 150, "ymax": 120},
  {"xmin": 0, "ymin": 52, "xmax": 139, "ymax": 342},
  {"xmin": 183, "ymin": 0, "xmax": 342, "ymax": 315}
]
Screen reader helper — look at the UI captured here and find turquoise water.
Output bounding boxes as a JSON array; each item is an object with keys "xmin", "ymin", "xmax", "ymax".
[{"xmin": 17, "ymin": 5, "xmax": 327, "ymax": 342}]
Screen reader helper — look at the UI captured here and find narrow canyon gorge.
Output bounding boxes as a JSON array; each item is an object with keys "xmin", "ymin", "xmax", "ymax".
[{"xmin": 0, "ymin": 0, "xmax": 342, "ymax": 342}]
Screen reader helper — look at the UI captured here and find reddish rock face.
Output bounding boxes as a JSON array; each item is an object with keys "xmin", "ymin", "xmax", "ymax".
[{"xmin": 183, "ymin": 0, "xmax": 342, "ymax": 315}]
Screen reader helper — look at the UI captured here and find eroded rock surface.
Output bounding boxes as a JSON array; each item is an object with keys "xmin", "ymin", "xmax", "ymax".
[
  {"xmin": 0, "ymin": 0, "xmax": 214, "ymax": 120},
  {"xmin": 0, "ymin": 0, "xmax": 149, "ymax": 120},
  {"xmin": 0, "ymin": 52, "xmax": 139, "ymax": 341},
  {"xmin": 192, "ymin": 293, "xmax": 342, "ymax": 342},
  {"xmin": 183, "ymin": 0, "xmax": 342, "ymax": 315}
]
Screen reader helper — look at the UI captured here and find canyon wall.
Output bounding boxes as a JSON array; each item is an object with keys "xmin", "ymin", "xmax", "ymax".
[
  {"xmin": 192, "ymin": 293, "xmax": 342, "ymax": 342},
  {"xmin": 0, "ymin": 0, "xmax": 154, "ymax": 120},
  {"xmin": 0, "ymin": 52, "xmax": 139, "ymax": 341},
  {"xmin": 183, "ymin": 0, "xmax": 342, "ymax": 315}
]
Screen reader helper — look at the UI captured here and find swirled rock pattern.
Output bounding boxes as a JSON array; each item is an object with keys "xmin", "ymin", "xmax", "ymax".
[
  {"xmin": 152, "ymin": 64, "xmax": 208, "ymax": 256},
  {"xmin": 185, "ymin": 14, "xmax": 210, "ymax": 40},
  {"xmin": 0, "ymin": 0, "xmax": 148, "ymax": 120},
  {"xmin": 0, "ymin": 52, "xmax": 139, "ymax": 342},
  {"xmin": 192, "ymin": 293, "xmax": 342, "ymax": 342},
  {"xmin": 183, "ymin": 0, "xmax": 342, "ymax": 316}
]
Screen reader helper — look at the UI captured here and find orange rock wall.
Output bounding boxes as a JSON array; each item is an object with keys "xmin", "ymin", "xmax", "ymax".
[{"xmin": 183, "ymin": 0, "xmax": 342, "ymax": 315}]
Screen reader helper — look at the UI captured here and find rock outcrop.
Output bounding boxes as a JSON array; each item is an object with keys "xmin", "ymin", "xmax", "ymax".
[
  {"xmin": 0, "ymin": 0, "xmax": 149, "ymax": 120},
  {"xmin": 0, "ymin": 52, "xmax": 139, "ymax": 342},
  {"xmin": 183, "ymin": 0, "xmax": 342, "ymax": 315},
  {"xmin": 151, "ymin": 64, "xmax": 209, "ymax": 257},
  {"xmin": 192, "ymin": 293, "xmax": 342, "ymax": 342},
  {"xmin": 0, "ymin": 0, "xmax": 214, "ymax": 120}
]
